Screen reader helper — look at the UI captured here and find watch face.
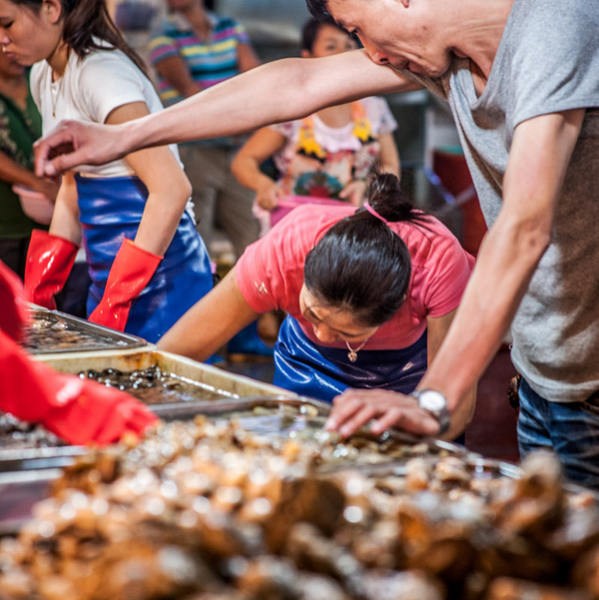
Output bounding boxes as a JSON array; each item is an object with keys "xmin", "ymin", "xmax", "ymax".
[{"xmin": 418, "ymin": 390, "xmax": 447, "ymax": 412}]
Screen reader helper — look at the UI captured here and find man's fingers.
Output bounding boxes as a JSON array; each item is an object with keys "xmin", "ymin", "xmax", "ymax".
[
  {"xmin": 34, "ymin": 121, "xmax": 82, "ymax": 176},
  {"xmin": 337, "ymin": 404, "xmax": 377, "ymax": 438},
  {"xmin": 326, "ymin": 396, "xmax": 364, "ymax": 431},
  {"xmin": 371, "ymin": 406, "xmax": 441, "ymax": 437},
  {"xmin": 329, "ymin": 389, "xmax": 446, "ymax": 439},
  {"xmin": 46, "ymin": 151, "xmax": 85, "ymax": 177},
  {"xmin": 46, "ymin": 141, "xmax": 76, "ymax": 161}
]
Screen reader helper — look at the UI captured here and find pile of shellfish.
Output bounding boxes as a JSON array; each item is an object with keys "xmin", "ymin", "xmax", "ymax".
[{"xmin": 0, "ymin": 417, "xmax": 598, "ymax": 600}]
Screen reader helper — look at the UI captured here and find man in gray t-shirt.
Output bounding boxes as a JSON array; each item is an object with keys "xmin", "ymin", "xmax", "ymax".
[{"xmin": 35, "ymin": 0, "xmax": 599, "ymax": 487}]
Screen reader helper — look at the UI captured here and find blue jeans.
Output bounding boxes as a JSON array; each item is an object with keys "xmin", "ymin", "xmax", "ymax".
[{"xmin": 518, "ymin": 377, "xmax": 599, "ymax": 490}]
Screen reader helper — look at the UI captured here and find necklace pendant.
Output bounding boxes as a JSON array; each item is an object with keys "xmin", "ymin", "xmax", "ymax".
[{"xmin": 347, "ymin": 349, "xmax": 358, "ymax": 362}]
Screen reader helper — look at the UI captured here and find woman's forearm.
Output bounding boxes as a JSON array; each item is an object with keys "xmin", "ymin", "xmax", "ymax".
[
  {"xmin": 133, "ymin": 188, "xmax": 189, "ymax": 257},
  {"xmin": 48, "ymin": 174, "xmax": 82, "ymax": 245},
  {"xmin": 231, "ymin": 154, "xmax": 272, "ymax": 193},
  {"xmin": 158, "ymin": 267, "xmax": 260, "ymax": 361}
]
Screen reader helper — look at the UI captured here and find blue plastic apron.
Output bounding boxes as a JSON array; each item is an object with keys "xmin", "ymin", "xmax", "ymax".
[
  {"xmin": 274, "ymin": 315, "xmax": 428, "ymax": 403},
  {"xmin": 76, "ymin": 175, "xmax": 213, "ymax": 343}
]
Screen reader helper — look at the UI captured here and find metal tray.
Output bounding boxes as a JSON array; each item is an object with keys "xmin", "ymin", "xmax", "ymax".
[
  {"xmin": 0, "ymin": 468, "xmax": 61, "ymax": 536},
  {"xmin": 23, "ymin": 309, "xmax": 148, "ymax": 355},
  {"xmin": 154, "ymin": 395, "xmax": 470, "ymax": 471},
  {"xmin": 152, "ymin": 395, "xmax": 466, "ymax": 446},
  {"xmin": 0, "ymin": 446, "xmax": 88, "ymax": 473},
  {"xmin": 150, "ymin": 394, "xmax": 331, "ymax": 419}
]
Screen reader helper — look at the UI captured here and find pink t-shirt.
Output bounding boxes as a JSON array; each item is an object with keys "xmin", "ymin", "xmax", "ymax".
[{"xmin": 236, "ymin": 205, "xmax": 473, "ymax": 350}]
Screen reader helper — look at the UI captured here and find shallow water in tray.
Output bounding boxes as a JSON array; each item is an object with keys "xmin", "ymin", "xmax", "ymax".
[{"xmin": 79, "ymin": 365, "xmax": 237, "ymax": 404}]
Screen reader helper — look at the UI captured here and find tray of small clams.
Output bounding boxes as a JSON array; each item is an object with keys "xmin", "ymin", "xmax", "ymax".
[
  {"xmin": 22, "ymin": 308, "xmax": 148, "ymax": 355},
  {"xmin": 0, "ymin": 350, "xmax": 300, "ymax": 470},
  {"xmin": 1, "ymin": 418, "xmax": 598, "ymax": 600}
]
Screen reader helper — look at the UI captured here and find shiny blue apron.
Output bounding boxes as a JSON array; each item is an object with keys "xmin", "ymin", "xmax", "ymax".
[
  {"xmin": 76, "ymin": 175, "xmax": 213, "ymax": 343},
  {"xmin": 274, "ymin": 315, "xmax": 428, "ymax": 403}
]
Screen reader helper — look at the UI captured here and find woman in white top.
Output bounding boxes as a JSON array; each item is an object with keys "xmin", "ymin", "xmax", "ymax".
[
  {"xmin": 232, "ymin": 16, "xmax": 401, "ymax": 214},
  {"xmin": 4, "ymin": 0, "xmax": 213, "ymax": 342}
]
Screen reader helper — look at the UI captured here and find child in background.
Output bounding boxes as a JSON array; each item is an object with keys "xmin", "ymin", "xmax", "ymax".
[{"xmin": 232, "ymin": 16, "xmax": 400, "ymax": 234}]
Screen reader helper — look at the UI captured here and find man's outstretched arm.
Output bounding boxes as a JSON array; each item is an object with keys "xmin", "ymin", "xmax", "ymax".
[{"xmin": 36, "ymin": 49, "xmax": 420, "ymax": 176}]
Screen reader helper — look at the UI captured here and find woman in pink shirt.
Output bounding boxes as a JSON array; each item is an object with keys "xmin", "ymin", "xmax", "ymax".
[{"xmin": 159, "ymin": 174, "xmax": 475, "ymax": 439}]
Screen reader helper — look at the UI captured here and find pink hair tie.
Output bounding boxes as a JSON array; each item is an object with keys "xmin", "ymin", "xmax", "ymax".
[{"xmin": 364, "ymin": 202, "xmax": 389, "ymax": 225}]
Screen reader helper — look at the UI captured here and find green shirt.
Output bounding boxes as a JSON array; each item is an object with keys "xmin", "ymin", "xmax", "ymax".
[{"xmin": 0, "ymin": 88, "xmax": 43, "ymax": 238}]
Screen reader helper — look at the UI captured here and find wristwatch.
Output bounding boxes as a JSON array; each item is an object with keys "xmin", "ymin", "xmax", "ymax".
[{"xmin": 411, "ymin": 389, "xmax": 451, "ymax": 436}]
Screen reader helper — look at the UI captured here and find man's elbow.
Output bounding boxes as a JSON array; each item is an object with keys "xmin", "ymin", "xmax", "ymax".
[{"xmin": 516, "ymin": 221, "xmax": 552, "ymax": 262}]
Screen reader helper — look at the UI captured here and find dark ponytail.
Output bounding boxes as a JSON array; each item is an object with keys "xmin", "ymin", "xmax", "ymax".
[
  {"xmin": 14, "ymin": 0, "xmax": 150, "ymax": 78},
  {"xmin": 64, "ymin": 0, "xmax": 150, "ymax": 77},
  {"xmin": 304, "ymin": 173, "xmax": 430, "ymax": 327}
]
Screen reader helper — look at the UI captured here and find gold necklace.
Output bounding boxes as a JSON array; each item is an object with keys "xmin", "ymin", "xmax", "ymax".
[
  {"xmin": 345, "ymin": 338, "xmax": 370, "ymax": 362},
  {"xmin": 50, "ymin": 66, "xmax": 67, "ymax": 119}
]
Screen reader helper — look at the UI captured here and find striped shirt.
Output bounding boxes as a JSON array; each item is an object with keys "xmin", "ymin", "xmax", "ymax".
[{"xmin": 148, "ymin": 11, "xmax": 250, "ymax": 107}]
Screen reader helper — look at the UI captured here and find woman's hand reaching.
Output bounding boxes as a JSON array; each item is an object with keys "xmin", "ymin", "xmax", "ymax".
[
  {"xmin": 255, "ymin": 179, "xmax": 285, "ymax": 211},
  {"xmin": 339, "ymin": 179, "xmax": 368, "ymax": 206}
]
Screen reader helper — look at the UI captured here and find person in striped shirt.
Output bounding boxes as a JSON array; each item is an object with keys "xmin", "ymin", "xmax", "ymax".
[{"xmin": 148, "ymin": 0, "xmax": 261, "ymax": 260}]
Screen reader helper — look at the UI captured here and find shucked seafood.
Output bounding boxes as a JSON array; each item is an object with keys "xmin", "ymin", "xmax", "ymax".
[{"xmin": 0, "ymin": 419, "xmax": 598, "ymax": 600}]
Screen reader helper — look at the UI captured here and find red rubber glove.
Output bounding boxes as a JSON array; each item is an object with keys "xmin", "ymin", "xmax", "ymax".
[
  {"xmin": 0, "ymin": 328, "xmax": 158, "ymax": 445},
  {"xmin": 24, "ymin": 229, "xmax": 79, "ymax": 309},
  {"xmin": 89, "ymin": 238, "xmax": 162, "ymax": 332},
  {"xmin": 0, "ymin": 260, "xmax": 30, "ymax": 342}
]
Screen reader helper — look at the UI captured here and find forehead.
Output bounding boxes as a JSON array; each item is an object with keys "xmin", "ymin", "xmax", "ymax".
[
  {"xmin": 0, "ymin": 0, "xmax": 37, "ymax": 19},
  {"xmin": 326, "ymin": 0, "xmax": 367, "ymax": 25}
]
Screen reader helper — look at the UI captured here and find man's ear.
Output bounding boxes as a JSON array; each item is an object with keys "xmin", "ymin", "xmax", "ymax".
[{"xmin": 301, "ymin": 50, "xmax": 311, "ymax": 59}]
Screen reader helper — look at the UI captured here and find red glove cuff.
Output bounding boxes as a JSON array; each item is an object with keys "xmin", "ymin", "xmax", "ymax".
[
  {"xmin": 89, "ymin": 239, "xmax": 162, "ymax": 332},
  {"xmin": 25, "ymin": 229, "xmax": 79, "ymax": 309}
]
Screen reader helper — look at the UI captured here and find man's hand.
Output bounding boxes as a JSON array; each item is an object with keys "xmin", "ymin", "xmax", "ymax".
[
  {"xmin": 34, "ymin": 120, "xmax": 128, "ymax": 177},
  {"xmin": 325, "ymin": 388, "xmax": 442, "ymax": 438}
]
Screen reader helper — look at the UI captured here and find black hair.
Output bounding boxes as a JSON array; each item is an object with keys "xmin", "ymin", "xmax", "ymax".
[
  {"xmin": 13, "ymin": 0, "xmax": 150, "ymax": 77},
  {"xmin": 304, "ymin": 173, "xmax": 430, "ymax": 327},
  {"xmin": 306, "ymin": 0, "xmax": 333, "ymax": 22},
  {"xmin": 301, "ymin": 15, "xmax": 350, "ymax": 53}
]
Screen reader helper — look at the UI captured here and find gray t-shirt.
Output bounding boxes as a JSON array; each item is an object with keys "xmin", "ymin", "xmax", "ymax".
[{"xmin": 404, "ymin": 0, "xmax": 599, "ymax": 402}]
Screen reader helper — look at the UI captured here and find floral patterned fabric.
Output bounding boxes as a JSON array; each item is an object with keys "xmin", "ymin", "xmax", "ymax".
[{"xmin": 270, "ymin": 96, "xmax": 397, "ymax": 199}]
